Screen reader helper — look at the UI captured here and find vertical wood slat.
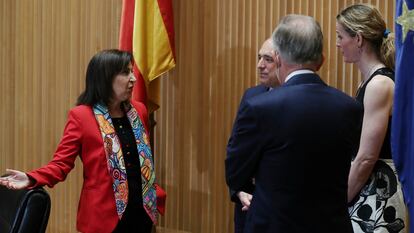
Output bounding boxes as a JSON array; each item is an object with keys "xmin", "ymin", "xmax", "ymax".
[{"xmin": 0, "ymin": 1, "xmax": 395, "ymax": 232}]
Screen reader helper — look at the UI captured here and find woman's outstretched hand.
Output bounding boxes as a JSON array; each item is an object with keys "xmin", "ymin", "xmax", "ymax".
[{"xmin": 0, "ymin": 169, "xmax": 31, "ymax": 190}]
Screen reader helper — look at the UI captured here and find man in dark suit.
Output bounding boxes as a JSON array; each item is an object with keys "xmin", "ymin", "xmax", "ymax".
[
  {"xmin": 225, "ymin": 14, "xmax": 361, "ymax": 233},
  {"xmin": 228, "ymin": 38, "xmax": 280, "ymax": 233}
]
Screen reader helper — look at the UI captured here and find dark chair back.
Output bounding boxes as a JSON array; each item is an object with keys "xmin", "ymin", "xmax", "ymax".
[{"xmin": 0, "ymin": 186, "xmax": 51, "ymax": 233}]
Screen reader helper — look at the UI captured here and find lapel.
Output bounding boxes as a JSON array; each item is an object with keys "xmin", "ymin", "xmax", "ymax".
[{"xmin": 93, "ymin": 103, "xmax": 158, "ymax": 223}]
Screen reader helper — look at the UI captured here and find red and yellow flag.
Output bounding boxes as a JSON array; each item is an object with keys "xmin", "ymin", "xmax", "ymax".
[{"xmin": 119, "ymin": 0, "xmax": 176, "ymax": 111}]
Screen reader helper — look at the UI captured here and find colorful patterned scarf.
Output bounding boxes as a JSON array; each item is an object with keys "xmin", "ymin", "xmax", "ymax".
[{"xmin": 93, "ymin": 103, "xmax": 157, "ymax": 223}]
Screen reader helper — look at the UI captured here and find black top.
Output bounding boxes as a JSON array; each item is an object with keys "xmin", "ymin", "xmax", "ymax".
[
  {"xmin": 112, "ymin": 116, "xmax": 143, "ymax": 205},
  {"xmin": 355, "ymin": 67, "xmax": 394, "ymax": 159},
  {"xmin": 112, "ymin": 116, "xmax": 153, "ymax": 233}
]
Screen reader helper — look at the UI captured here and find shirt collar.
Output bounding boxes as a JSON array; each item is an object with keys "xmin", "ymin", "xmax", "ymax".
[{"xmin": 284, "ymin": 69, "xmax": 315, "ymax": 83}]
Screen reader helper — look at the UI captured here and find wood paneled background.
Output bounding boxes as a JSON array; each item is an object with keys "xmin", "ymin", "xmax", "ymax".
[{"xmin": 0, "ymin": 0, "xmax": 395, "ymax": 232}]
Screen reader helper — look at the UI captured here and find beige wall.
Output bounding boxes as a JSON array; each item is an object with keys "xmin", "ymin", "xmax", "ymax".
[{"xmin": 0, "ymin": 0, "xmax": 395, "ymax": 232}]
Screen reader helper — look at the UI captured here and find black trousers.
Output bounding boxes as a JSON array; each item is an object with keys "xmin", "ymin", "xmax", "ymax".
[{"xmin": 234, "ymin": 202, "xmax": 247, "ymax": 233}]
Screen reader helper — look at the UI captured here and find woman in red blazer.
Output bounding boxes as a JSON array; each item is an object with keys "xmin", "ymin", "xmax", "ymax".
[{"xmin": 0, "ymin": 50, "xmax": 158, "ymax": 233}]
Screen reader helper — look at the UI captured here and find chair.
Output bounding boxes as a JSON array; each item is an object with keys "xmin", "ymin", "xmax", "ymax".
[{"xmin": 0, "ymin": 186, "xmax": 51, "ymax": 233}]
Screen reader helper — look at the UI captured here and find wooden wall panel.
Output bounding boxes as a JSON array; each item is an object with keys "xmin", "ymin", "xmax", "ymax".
[{"xmin": 0, "ymin": 0, "xmax": 395, "ymax": 232}]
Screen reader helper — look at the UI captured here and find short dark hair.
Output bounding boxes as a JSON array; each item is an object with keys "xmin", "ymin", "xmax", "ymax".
[{"xmin": 77, "ymin": 49, "xmax": 133, "ymax": 106}]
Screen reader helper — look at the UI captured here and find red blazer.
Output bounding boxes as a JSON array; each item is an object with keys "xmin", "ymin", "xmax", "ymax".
[{"xmin": 28, "ymin": 101, "xmax": 150, "ymax": 233}]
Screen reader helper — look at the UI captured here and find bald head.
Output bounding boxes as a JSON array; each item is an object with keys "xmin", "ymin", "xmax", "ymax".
[{"xmin": 262, "ymin": 38, "xmax": 273, "ymax": 50}]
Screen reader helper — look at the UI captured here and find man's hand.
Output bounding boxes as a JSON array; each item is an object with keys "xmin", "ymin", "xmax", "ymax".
[{"xmin": 237, "ymin": 191, "xmax": 253, "ymax": 211}]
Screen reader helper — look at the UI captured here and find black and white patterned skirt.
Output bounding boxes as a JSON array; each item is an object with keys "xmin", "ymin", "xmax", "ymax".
[{"xmin": 349, "ymin": 159, "xmax": 406, "ymax": 233}]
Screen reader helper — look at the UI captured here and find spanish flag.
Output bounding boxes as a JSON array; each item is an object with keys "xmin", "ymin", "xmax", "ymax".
[{"xmin": 119, "ymin": 0, "xmax": 176, "ymax": 112}]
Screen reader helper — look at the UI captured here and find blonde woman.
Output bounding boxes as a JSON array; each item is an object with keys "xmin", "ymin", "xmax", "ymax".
[{"xmin": 336, "ymin": 4, "xmax": 406, "ymax": 233}]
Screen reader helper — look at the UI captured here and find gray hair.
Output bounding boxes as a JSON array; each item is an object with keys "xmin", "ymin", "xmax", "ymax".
[{"xmin": 272, "ymin": 14, "xmax": 323, "ymax": 65}]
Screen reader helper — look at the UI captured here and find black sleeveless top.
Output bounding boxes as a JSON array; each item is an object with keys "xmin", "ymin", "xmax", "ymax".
[{"xmin": 355, "ymin": 67, "xmax": 394, "ymax": 159}]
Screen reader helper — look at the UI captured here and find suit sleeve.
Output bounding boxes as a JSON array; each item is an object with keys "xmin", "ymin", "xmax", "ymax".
[
  {"xmin": 227, "ymin": 91, "xmax": 250, "ymax": 147},
  {"xmin": 227, "ymin": 86, "xmax": 265, "ymax": 146},
  {"xmin": 225, "ymin": 101, "xmax": 263, "ymax": 192},
  {"xmin": 227, "ymin": 91, "xmax": 256, "ymax": 202},
  {"xmin": 27, "ymin": 110, "xmax": 82, "ymax": 188}
]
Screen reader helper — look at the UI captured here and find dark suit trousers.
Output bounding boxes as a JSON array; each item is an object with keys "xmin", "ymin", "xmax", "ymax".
[{"xmin": 234, "ymin": 202, "xmax": 247, "ymax": 233}]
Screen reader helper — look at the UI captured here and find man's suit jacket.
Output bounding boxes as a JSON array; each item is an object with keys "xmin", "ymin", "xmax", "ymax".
[
  {"xmin": 228, "ymin": 84, "xmax": 268, "ymax": 201},
  {"xmin": 226, "ymin": 73, "xmax": 362, "ymax": 233},
  {"xmin": 228, "ymin": 85, "xmax": 269, "ymax": 233},
  {"xmin": 27, "ymin": 100, "xmax": 150, "ymax": 233}
]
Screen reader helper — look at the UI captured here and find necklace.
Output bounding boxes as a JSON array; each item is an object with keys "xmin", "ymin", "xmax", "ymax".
[
  {"xmin": 356, "ymin": 63, "xmax": 383, "ymax": 97},
  {"xmin": 366, "ymin": 63, "xmax": 383, "ymax": 79}
]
